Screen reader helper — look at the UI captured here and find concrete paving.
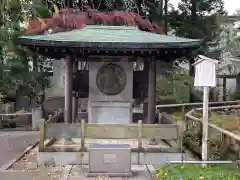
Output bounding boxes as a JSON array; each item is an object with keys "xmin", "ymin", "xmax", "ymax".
[{"xmin": 0, "ymin": 131, "xmax": 39, "ymax": 168}]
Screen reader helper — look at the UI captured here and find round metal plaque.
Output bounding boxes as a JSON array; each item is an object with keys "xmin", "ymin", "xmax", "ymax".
[{"xmin": 96, "ymin": 63, "xmax": 126, "ymax": 95}]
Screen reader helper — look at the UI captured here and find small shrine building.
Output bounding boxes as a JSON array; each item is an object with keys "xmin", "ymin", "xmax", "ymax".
[{"xmin": 19, "ymin": 17, "xmax": 201, "ymax": 125}]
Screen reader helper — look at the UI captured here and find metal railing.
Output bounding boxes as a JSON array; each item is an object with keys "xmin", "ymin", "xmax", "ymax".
[
  {"xmin": 156, "ymin": 100, "xmax": 240, "ymax": 109},
  {"xmin": 167, "ymin": 160, "xmax": 235, "ymax": 164},
  {"xmin": 156, "ymin": 101, "xmax": 240, "ymax": 160},
  {"xmin": 0, "ymin": 112, "xmax": 32, "ymax": 129},
  {"xmin": 0, "ymin": 108, "xmax": 63, "ymax": 130},
  {"xmin": 185, "ymin": 104, "xmax": 240, "ymax": 160}
]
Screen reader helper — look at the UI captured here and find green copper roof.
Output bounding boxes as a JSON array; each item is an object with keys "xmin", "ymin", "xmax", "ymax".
[{"xmin": 19, "ymin": 25, "xmax": 201, "ymax": 50}]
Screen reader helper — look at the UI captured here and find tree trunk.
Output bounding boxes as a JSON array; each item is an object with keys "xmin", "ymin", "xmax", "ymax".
[
  {"xmin": 136, "ymin": 0, "xmax": 144, "ymax": 16},
  {"xmin": 164, "ymin": 0, "xmax": 168, "ymax": 35},
  {"xmin": 189, "ymin": 0, "xmax": 197, "ymax": 102},
  {"xmin": 191, "ymin": 0, "xmax": 197, "ymax": 24},
  {"xmin": 64, "ymin": 0, "xmax": 74, "ymax": 8}
]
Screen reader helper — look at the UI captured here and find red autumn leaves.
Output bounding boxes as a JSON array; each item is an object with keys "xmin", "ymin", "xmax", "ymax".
[{"xmin": 25, "ymin": 7, "xmax": 164, "ymax": 35}]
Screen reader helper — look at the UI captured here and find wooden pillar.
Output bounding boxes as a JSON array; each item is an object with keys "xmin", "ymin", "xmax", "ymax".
[
  {"xmin": 236, "ymin": 74, "xmax": 240, "ymax": 93},
  {"xmin": 72, "ymin": 61, "xmax": 78, "ymax": 123},
  {"xmin": 143, "ymin": 60, "xmax": 149, "ymax": 123},
  {"xmin": 64, "ymin": 56, "xmax": 73, "ymax": 124},
  {"xmin": 72, "ymin": 93, "xmax": 78, "ymax": 123},
  {"xmin": 223, "ymin": 77, "xmax": 227, "ymax": 101},
  {"xmin": 147, "ymin": 59, "xmax": 156, "ymax": 124},
  {"xmin": 189, "ymin": 57, "xmax": 195, "ymax": 102},
  {"xmin": 164, "ymin": 0, "xmax": 168, "ymax": 35}
]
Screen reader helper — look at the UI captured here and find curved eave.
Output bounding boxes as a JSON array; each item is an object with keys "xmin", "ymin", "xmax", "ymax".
[
  {"xmin": 24, "ymin": 44, "xmax": 199, "ymax": 61},
  {"xmin": 19, "ymin": 37, "xmax": 200, "ymax": 50},
  {"xmin": 19, "ymin": 38, "xmax": 201, "ymax": 61}
]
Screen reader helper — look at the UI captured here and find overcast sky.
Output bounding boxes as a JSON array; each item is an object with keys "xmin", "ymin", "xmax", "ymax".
[{"xmin": 169, "ymin": 0, "xmax": 240, "ymax": 15}]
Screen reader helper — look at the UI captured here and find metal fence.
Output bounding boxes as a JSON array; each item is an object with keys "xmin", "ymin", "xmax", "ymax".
[
  {"xmin": 185, "ymin": 104, "xmax": 240, "ymax": 160},
  {"xmin": 156, "ymin": 101, "xmax": 240, "ymax": 160},
  {"xmin": 0, "ymin": 112, "xmax": 32, "ymax": 129}
]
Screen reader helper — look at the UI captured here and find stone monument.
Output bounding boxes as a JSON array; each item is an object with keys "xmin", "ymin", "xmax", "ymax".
[{"xmin": 88, "ymin": 61, "xmax": 133, "ymax": 124}]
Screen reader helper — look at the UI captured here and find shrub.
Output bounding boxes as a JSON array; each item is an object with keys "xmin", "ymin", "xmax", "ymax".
[
  {"xmin": 156, "ymin": 164, "xmax": 240, "ymax": 180},
  {"xmin": 156, "ymin": 66, "xmax": 203, "ymax": 104}
]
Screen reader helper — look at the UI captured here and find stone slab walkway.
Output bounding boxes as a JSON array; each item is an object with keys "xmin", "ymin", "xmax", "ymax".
[
  {"xmin": 6, "ymin": 145, "xmax": 156, "ymax": 180},
  {"xmin": 0, "ymin": 131, "xmax": 39, "ymax": 168}
]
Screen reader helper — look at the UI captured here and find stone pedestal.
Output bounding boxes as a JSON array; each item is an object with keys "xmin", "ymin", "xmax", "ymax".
[
  {"xmin": 88, "ymin": 61, "xmax": 133, "ymax": 124},
  {"xmin": 88, "ymin": 101, "xmax": 132, "ymax": 124}
]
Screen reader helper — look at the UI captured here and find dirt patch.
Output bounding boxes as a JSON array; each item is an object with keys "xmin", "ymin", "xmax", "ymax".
[{"xmin": 209, "ymin": 111, "xmax": 240, "ymax": 134}]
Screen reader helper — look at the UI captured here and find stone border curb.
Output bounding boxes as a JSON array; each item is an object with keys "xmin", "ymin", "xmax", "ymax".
[{"xmin": 0, "ymin": 140, "xmax": 39, "ymax": 171}]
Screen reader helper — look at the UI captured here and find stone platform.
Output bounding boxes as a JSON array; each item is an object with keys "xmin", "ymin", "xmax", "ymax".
[
  {"xmin": 67, "ymin": 164, "xmax": 156, "ymax": 180},
  {"xmin": 38, "ymin": 138, "xmax": 189, "ymax": 166},
  {"xmin": 3, "ymin": 138, "xmax": 195, "ymax": 180}
]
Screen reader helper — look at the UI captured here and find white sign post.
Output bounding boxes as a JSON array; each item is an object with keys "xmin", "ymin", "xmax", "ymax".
[
  {"xmin": 202, "ymin": 86, "xmax": 209, "ymax": 163},
  {"xmin": 193, "ymin": 55, "xmax": 218, "ymax": 165}
]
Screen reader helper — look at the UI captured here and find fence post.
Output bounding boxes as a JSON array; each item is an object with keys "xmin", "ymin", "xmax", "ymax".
[
  {"xmin": 137, "ymin": 120, "xmax": 142, "ymax": 165},
  {"xmin": 176, "ymin": 120, "xmax": 182, "ymax": 153},
  {"xmin": 76, "ymin": 119, "xmax": 85, "ymax": 165},
  {"xmin": 47, "ymin": 115, "xmax": 52, "ymax": 123},
  {"xmin": 39, "ymin": 119, "xmax": 45, "ymax": 152},
  {"xmin": 185, "ymin": 115, "xmax": 189, "ymax": 131},
  {"xmin": 181, "ymin": 105, "xmax": 186, "ymax": 132},
  {"xmin": 220, "ymin": 133, "xmax": 229, "ymax": 159},
  {"xmin": 207, "ymin": 126, "xmax": 211, "ymax": 159},
  {"xmin": 181, "ymin": 105, "xmax": 185, "ymax": 121},
  {"xmin": 81, "ymin": 119, "xmax": 85, "ymax": 150},
  {"xmin": 235, "ymin": 140, "xmax": 240, "ymax": 161},
  {"xmin": 32, "ymin": 107, "xmax": 43, "ymax": 131},
  {"xmin": 199, "ymin": 121, "xmax": 203, "ymax": 147},
  {"xmin": 0, "ymin": 116, "xmax": 2, "ymax": 129}
]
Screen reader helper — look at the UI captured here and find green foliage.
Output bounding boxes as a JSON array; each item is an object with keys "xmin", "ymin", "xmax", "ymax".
[
  {"xmin": 191, "ymin": 111, "xmax": 203, "ymax": 118},
  {"xmin": 231, "ymin": 91, "xmax": 240, "ymax": 100},
  {"xmin": 156, "ymin": 67, "xmax": 192, "ymax": 104},
  {"xmin": 171, "ymin": 111, "xmax": 182, "ymax": 120},
  {"xmin": 145, "ymin": 0, "xmax": 164, "ymax": 21},
  {"xmin": 168, "ymin": 0, "xmax": 226, "ymax": 60},
  {"xmin": 170, "ymin": 0, "xmax": 226, "ymax": 36},
  {"xmin": 0, "ymin": 0, "xmax": 52, "ymax": 103},
  {"xmin": 156, "ymin": 164, "xmax": 240, "ymax": 180}
]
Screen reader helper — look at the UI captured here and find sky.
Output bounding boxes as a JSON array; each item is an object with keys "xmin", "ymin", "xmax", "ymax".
[{"xmin": 169, "ymin": 0, "xmax": 240, "ymax": 15}]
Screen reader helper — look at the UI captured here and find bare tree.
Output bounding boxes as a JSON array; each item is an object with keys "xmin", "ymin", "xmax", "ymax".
[{"xmin": 233, "ymin": 8, "xmax": 240, "ymax": 16}]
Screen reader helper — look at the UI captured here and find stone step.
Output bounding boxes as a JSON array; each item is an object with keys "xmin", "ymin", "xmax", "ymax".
[{"xmin": 67, "ymin": 165, "xmax": 156, "ymax": 180}]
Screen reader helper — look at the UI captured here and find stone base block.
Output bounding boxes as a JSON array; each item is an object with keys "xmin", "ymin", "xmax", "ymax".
[{"xmin": 38, "ymin": 151, "xmax": 186, "ymax": 166}]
